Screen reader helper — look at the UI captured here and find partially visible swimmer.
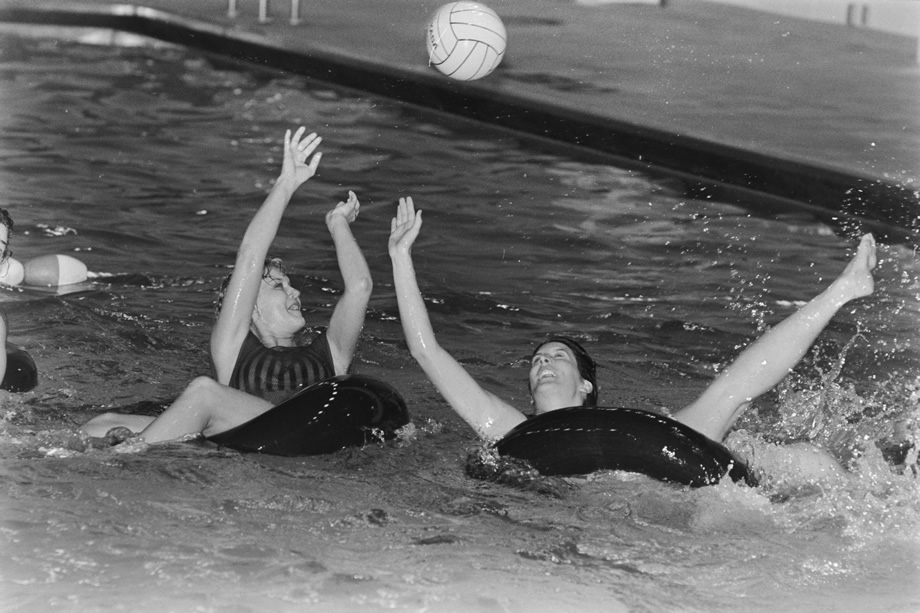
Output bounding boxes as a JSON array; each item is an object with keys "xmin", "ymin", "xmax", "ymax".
[
  {"xmin": 0, "ymin": 208, "xmax": 40, "ymax": 392},
  {"xmin": 0, "ymin": 208, "xmax": 88, "ymax": 288},
  {"xmin": 83, "ymin": 127, "xmax": 373, "ymax": 443},
  {"xmin": 0, "ymin": 208, "xmax": 13, "ymax": 382},
  {"xmin": 388, "ymin": 196, "xmax": 878, "ymax": 483}
]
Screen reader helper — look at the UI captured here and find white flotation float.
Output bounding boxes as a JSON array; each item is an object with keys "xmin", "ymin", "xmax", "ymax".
[{"xmin": 1, "ymin": 254, "xmax": 88, "ymax": 287}]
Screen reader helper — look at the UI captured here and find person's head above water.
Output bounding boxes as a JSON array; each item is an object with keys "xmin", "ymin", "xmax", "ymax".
[
  {"xmin": 253, "ymin": 259, "xmax": 304, "ymax": 338},
  {"xmin": 0, "ymin": 208, "xmax": 13, "ymax": 262},
  {"xmin": 215, "ymin": 258, "xmax": 304, "ymax": 336},
  {"xmin": 0, "ymin": 208, "xmax": 13, "ymax": 232},
  {"xmin": 216, "ymin": 257, "xmax": 283, "ymax": 314},
  {"xmin": 529, "ymin": 335, "xmax": 598, "ymax": 412}
]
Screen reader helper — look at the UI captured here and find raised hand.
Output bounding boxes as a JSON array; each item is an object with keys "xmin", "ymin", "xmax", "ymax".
[
  {"xmin": 326, "ymin": 190, "xmax": 360, "ymax": 227},
  {"xmin": 280, "ymin": 126, "xmax": 322, "ymax": 188},
  {"xmin": 388, "ymin": 197, "xmax": 422, "ymax": 258}
]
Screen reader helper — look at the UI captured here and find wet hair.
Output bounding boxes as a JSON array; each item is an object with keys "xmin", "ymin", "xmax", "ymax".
[
  {"xmin": 214, "ymin": 257, "xmax": 286, "ymax": 317},
  {"xmin": 0, "ymin": 208, "xmax": 13, "ymax": 262},
  {"xmin": 532, "ymin": 335, "xmax": 598, "ymax": 407},
  {"xmin": 0, "ymin": 208, "xmax": 13, "ymax": 232}
]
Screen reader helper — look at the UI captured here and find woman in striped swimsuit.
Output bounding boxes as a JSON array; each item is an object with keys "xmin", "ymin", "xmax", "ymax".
[{"xmin": 83, "ymin": 127, "xmax": 372, "ymax": 443}]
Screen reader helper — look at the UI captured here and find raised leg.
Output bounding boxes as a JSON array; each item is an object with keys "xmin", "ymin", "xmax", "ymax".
[{"xmin": 674, "ymin": 234, "xmax": 877, "ymax": 442}]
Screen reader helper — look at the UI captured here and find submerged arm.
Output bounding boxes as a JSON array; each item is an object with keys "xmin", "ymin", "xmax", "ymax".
[
  {"xmin": 211, "ymin": 127, "xmax": 322, "ymax": 383},
  {"xmin": 674, "ymin": 233, "xmax": 877, "ymax": 442},
  {"xmin": 389, "ymin": 197, "xmax": 526, "ymax": 440}
]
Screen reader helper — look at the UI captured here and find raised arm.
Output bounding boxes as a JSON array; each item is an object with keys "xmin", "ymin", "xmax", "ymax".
[
  {"xmin": 389, "ymin": 197, "xmax": 526, "ymax": 440},
  {"xmin": 211, "ymin": 127, "xmax": 322, "ymax": 383},
  {"xmin": 324, "ymin": 190, "xmax": 373, "ymax": 375},
  {"xmin": 674, "ymin": 233, "xmax": 877, "ymax": 442}
]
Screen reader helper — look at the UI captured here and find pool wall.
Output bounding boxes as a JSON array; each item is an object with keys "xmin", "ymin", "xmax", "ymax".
[{"xmin": 1, "ymin": 2, "xmax": 917, "ymax": 245}]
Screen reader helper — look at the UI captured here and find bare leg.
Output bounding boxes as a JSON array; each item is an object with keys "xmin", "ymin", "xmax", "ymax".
[
  {"xmin": 81, "ymin": 376, "xmax": 273, "ymax": 443},
  {"xmin": 81, "ymin": 413, "xmax": 155, "ymax": 437},
  {"xmin": 674, "ymin": 234, "xmax": 877, "ymax": 442}
]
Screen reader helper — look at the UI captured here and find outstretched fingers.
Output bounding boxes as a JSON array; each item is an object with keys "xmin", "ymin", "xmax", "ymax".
[
  {"xmin": 389, "ymin": 197, "xmax": 422, "ymax": 254},
  {"xmin": 281, "ymin": 127, "xmax": 322, "ymax": 184},
  {"xmin": 297, "ymin": 131, "xmax": 321, "ymax": 156},
  {"xmin": 397, "ymin": 196, "xmax": 412, "ymax": 224},
  {"xmin": 397, "ymin": 197, "xmax": 420, "ymax": 231}
]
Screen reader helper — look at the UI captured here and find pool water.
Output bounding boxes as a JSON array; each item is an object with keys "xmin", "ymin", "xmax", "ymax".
[{"xmin": 0, "ymin": 30, "xmax": 918, "ymax": 612}]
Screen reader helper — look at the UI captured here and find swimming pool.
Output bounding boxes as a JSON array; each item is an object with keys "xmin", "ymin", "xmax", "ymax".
[{"xmin": 0, "ymin": 29, "xmax": 918, "ymax": 612}]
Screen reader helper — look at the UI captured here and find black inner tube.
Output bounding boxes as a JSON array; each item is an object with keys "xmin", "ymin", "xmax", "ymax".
[
  {"xmin": 496, "ymin": 406, "xmax": 757, "ymax": 487},
  {"xmin": 207, "ymin": 374, "xmax": 410, "ymax": 456},
  {"xmin": 2, "ymin": 342, "xmax": 37, "ymax": 393}
]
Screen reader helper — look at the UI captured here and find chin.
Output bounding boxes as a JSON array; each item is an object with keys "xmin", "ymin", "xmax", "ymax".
[{"xmin": 285, "ymin": 312, "xmax": 305, "ymax": 331}]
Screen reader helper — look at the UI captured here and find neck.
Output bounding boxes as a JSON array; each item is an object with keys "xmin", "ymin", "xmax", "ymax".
[
  {"xmin": 252, "ymin": 323, "xmax": 295, "ymax": 348},
  {"xmin": 532, "ymin": 391, "xmax": 583, "ymax": 414}
]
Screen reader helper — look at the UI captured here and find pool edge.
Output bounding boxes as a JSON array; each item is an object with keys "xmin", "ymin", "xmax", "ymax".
[{"xmin": 1, "ymin": 3, "xmax": 917, "ymax": 245}]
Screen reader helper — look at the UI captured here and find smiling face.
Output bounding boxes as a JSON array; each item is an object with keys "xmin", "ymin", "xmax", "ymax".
[
  {"xmin": 253, "ymin": 264, "xmax": 305, "ymax": 339},
  {"xmin": 529, "ymin": 341, "xmax": 594, "ymax": 414}
]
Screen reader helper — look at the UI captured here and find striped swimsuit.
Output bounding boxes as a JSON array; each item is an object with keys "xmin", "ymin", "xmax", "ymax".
[{"xmin": 228, "ymin": 331, "xmax": 336, "ymax": 405}]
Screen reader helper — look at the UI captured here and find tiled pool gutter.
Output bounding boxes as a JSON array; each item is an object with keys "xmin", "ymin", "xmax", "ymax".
[{"xmin": 1, "ymin": 4, "xmax": 917, "ymax": 245}]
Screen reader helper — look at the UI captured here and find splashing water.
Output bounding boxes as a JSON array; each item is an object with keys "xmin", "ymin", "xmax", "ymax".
[{"xmin": 0, "ymin": 29, "xmax": 917, "ymax": 613}]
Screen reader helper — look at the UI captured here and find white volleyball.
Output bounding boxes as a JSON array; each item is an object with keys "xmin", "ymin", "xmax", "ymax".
[{"xmin": 426, "ymin": 2, "xmax": 507, "ymax": 81}]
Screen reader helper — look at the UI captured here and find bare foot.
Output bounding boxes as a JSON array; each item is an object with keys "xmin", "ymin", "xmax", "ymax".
[{"xmin": 832, "ymin": 233, "xmax": 876, "ymax": 303}]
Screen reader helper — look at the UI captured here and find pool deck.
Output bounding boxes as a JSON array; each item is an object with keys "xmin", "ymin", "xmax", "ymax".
[{"xmin": 1, "ymin": 0, "xmax": 918, "ymax": 242}]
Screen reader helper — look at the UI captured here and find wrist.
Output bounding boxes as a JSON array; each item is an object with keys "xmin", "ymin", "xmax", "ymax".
[
  {"xmin": 389, "ymin": 248, "xmax": 412, "ymax": 262},
  {"xmin": 272, "ymin": 175, "xmax": 299, "ymax": 196},
  {"xmin": 326, "ymin": 213, "xmax": 349, "ymax": 231}
]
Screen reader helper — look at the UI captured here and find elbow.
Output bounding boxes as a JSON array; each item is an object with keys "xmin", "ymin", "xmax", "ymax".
[
  {"xmin": 350, "ymin": 273, "xmax": 373, "ymax": 300},
  {"xmin": 343, "ymin": 269, "xmax": 372, "ymax": 301},
  {"xmin": 407, "ymin": 343, "xmax": 428, "ymax": 364},
  {"xmin": 407, "ymin": 339, "xmax": 441, "ymax": 369}
]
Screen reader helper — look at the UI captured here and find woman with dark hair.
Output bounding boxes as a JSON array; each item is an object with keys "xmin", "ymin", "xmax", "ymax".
[
  {"xmin": 83, "ymin": 127, "xmax": 374, "ymax": 443},
  {"xmin": 388, "ymin": 196, "xmax": 877, "ymax": 481}
]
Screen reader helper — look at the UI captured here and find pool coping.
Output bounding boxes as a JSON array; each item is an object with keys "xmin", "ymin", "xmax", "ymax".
[{"xmin": 1, "ymin": 3, "xmax": 917, "ymax": 245}]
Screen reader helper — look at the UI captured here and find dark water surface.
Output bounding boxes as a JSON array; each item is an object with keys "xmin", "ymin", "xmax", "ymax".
[{"xmin": 0, "ymin": 30, "xmax": 917, "ymax": 612}]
